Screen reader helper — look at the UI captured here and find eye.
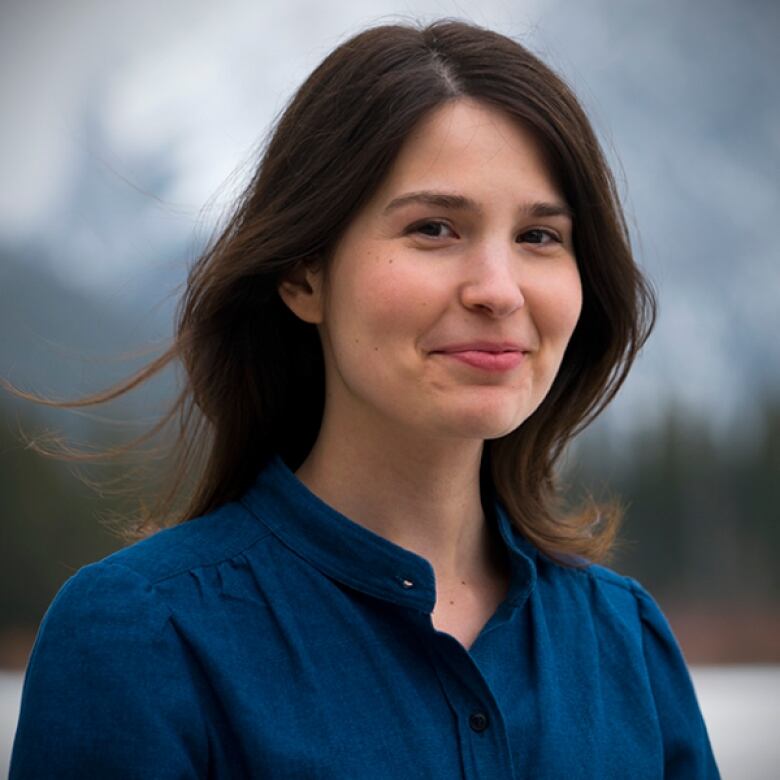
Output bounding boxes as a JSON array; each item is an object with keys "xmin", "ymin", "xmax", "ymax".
[
  {"xmin": 519, "ymin": 228, "xmax": 562, "ymax": 246},
  {"xmin": 408, "ymin": 220, "xmax": 458, "ymax": 239}
]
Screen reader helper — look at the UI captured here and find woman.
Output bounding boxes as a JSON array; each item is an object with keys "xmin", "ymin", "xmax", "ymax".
[{"xmin": 9, "ymin": 18, "xmax": 720, "ymax": 779}]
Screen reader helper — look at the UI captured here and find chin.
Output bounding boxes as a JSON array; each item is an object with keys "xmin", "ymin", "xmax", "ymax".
[{"xmin": 432, "ymin": 407, "xmax": 531, "ymax": 442}]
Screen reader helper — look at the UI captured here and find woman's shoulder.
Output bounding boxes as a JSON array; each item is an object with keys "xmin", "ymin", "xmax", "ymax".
[
  {"xmin": 9, "ymin": 510, "xmax": 260, "ymax": 777},
  {"xmin": 531, "ymin": 550, "xmax": 676, "ymax": 640},
  {"xmin": 532, "ymin": 546, "xmax": 646, "ymax": 597},
  {"xmin": 543, "ymin": 560, "xmax": 718, "ymax": 775},
  {"xmin": 84, "ymin": 497, "xmax": 273, "ymax": 588},
  {"xmin": 531, "ymin": 552, "xmax": 702, "ymax": 698},
  {"xmin": 525, "ymin": 554, "xmax": 719, "ymax": 775},
  {"xmin": 32, "ymin": 498, "xmax": 272, "ymax": 637},
  {"xmin": 25, "ymin": 499, "xmax": 273, "ymax": 663}
]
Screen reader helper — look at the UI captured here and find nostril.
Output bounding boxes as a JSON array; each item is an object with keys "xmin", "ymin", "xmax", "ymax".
[{"xmin": 464, "ymin": 289, "xmax": 525, "ymax": 317}]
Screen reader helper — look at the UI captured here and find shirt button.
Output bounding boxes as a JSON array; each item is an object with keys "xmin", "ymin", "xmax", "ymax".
[
  {"xmin": 400, "ymin": 579, "xmax": 414, "ymax": 589},
  {"xmin": 469, "ymin": 711, "xmax": 489, "ymax": 732}
]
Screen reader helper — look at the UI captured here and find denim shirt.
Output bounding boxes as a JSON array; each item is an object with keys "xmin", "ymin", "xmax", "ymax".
[{"xmin": 10, "ymin": 453, "xmax": 720, "ymax": 778}]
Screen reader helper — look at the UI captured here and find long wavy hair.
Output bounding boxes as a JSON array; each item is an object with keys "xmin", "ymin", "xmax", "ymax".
[{"xmin": 3, "ymin": 18, "xmax": 655, "ymax": 565}]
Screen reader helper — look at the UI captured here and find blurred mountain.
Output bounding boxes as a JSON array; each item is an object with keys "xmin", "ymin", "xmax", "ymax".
[
  {"xmin": 2, "ymin": 0, "xmax": 779, "ymax": 443},
  {"xmin": 1, "ymin": 245, "xmax": 179, "ymax": 433}
]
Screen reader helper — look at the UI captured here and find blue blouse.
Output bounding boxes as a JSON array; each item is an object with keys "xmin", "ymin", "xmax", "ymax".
[{"xmin": 11, "ymin": 453, "xmax": 720, "ymax": 778}]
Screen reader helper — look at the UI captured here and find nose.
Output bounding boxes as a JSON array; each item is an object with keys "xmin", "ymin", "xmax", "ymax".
[{"xmin": 459, "ymin": 242, "xmax": 525, "ymax": 318}]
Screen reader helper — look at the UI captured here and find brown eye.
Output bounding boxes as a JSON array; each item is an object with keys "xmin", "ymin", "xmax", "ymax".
[
  {"xmin": 519, "ymin": 228, "xmax": 560, "ymax": 245},
  {"xmin": 409, "ymin": 221, "xmax": 457, "ymax": 239}
]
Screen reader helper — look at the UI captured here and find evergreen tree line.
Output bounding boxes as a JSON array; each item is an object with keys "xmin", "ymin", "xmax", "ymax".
[{"xmin": 566, "ymin": 398, "xmax": 780, "ymax": 605}]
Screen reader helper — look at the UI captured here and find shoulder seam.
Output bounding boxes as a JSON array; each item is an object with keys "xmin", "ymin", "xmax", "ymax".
[
  {"xmin": 585, "ymin": 566, "xmax": 639, "ymax": 595},
  {"xmin": 102, "ymin": 524, "xmax": 275, "ymax": 587},
  {"xmin": 93, "ymin": 560, "xmax": 178, "ymax": 631},
  {"xmin": 537, "ymin": 553, "xmax": 640, "ymax": 596}
]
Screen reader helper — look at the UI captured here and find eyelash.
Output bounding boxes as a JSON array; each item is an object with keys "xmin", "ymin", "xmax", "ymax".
[{"xmin": 407, "ymin": 220, "xmax": 562, "ymax": 245}]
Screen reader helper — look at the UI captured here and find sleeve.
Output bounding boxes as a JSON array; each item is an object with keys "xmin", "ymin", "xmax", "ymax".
[
  {"xmin": 9, "ymin": 561, "xmax": 208, "ymax": 779},
  {"xmin": 632, "ymin": 581, "xmax": 721, "ymax": 780}
]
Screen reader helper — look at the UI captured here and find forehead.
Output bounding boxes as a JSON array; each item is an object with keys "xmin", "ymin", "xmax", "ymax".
[{"xmin": 372, "ymin": 97, "xmax": 561, "ymax": 206}]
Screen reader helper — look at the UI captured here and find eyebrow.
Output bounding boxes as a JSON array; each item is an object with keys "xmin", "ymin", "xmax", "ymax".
[{"xmin": 381, "ymin": 189, "xmax": 574, "ymax": 221}]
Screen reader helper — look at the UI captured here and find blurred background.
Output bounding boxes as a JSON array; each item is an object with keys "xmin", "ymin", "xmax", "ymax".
[{"xmin": 1, "ymin": 0, "xmax": 778, "ymax": 775}]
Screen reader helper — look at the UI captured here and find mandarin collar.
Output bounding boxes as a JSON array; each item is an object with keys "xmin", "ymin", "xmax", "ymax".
[{"xmin": 240, "ymin": 453, "xmax": 537, "ymax": 614}]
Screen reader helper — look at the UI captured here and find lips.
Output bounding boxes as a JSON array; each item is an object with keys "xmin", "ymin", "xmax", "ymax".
[
  {"xmin": 430, "ymin": 340, "xmax": 529, "ymax": 354},
  {"xmin": 430, "ymin": 342, "xmax": 528, "ymax": 372}
]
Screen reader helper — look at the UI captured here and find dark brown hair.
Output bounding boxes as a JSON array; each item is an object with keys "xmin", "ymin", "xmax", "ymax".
[{"xmin": 4, "ymin": 18, "xmax": 655, "ymax": 564}]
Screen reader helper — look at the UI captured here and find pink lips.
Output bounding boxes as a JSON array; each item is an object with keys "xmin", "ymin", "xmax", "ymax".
[{"xmin": 431, "ymin": 342, "xmax": 528, "ymax": 373}]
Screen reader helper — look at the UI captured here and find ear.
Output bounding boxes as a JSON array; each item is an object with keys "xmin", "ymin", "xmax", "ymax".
[{"xmin": 277, "ymin": 262, "xmax": 325, "ymax": 324}]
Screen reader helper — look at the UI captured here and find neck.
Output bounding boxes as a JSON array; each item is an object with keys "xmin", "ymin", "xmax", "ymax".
[{"xmin": 294, "ymin": 414, "xmax": 502, "ymax": 587}]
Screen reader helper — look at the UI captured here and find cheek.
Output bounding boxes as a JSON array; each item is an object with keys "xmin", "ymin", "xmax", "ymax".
[
  {"xmin": 533, "ymin": 265, "xmax": 583, "ymax": 341},
  {"xmin": 321, "ymin": 274, "xmax": 415, "ymax": 394},
  {"xmin": 563, "ymin": 274, "xmax": 584, "ymax": 336},
  {"xmin": 335, "ymin": 260, "xmax": 433, "ymax": 347}
]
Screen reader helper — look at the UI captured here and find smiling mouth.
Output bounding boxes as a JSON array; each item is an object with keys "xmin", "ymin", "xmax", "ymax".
[{"xmin": 433, "ymin": 350, "xmax": 526, "ymax": 372}]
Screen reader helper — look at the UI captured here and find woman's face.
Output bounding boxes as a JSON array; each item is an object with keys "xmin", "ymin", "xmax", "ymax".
[{"xmin": 281, "ymin": 97, "xmax": 582, "ymax": 444}]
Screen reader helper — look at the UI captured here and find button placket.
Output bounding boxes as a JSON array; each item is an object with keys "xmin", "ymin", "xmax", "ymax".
[{"xmin": 424, "ymin": 637, "xmax": 515, "ymax": 778}]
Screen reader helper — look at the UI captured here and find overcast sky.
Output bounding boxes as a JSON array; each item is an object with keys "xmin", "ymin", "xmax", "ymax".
[{"xmin": 1, "ymin": 0, "xmax": 778, "ymax": 438}]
